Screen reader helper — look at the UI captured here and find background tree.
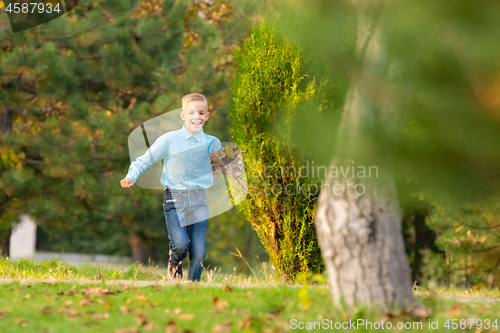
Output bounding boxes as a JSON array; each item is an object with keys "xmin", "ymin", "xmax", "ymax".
[
  {"xmin": 401, "ymin": 205, "xmax": 441, "ymax": 285},
  {"xmin": 0, "ymin": 0, "xmax": 266, "ymax": 266},
  {"xmin": 420, "ymin": 195, "xmax": 500, "ymax": 289}
]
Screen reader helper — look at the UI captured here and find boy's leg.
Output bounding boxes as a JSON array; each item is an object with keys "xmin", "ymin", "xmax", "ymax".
[
  {"xmin": 186, "ymin": 189, "xmax": 209, "ymax": 281},
  {"xmin": 164, "ymin": 189, "xmax": 189, "ymax": 278},
  {"xmin": 186, "ymin": 218, "xmax": 208, "ymax": 281}
]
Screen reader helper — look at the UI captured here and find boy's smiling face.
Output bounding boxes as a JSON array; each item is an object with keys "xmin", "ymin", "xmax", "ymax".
[{"xmin": 181, "ymin": 100, "xmax": 209, "ymax": 134}]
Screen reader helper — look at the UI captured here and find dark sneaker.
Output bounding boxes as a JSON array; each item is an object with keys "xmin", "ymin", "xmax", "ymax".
[{"xmin": 168, "ymin": 259, "xmax": 183, "ymax": 280}]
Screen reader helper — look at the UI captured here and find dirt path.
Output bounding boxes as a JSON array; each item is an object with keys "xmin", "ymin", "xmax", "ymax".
[
  {"xmin": 0, "ymin": 278, "xmax": 315, "ymax": 289},
  {"xmin": 1, "ymin": 278, "xmax": 499, "ymax": 304},
  {"xmin": 413, "ymin": 291, "xmax": 500, "ymax": 304}
]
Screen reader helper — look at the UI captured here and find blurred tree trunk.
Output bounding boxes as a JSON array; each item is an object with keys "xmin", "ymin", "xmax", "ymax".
[
  {"xmin": 316, "ymin": 181, "xmax": 414, "ymax": 310},
  {"xmin": 129, "ymin": 233, "xmax": 151, "ymax": 264},
  {"xmin": 0, "ymin": 110, "xmax": 12, "ymax": 132},
  {"xmin": 0, "ymin": 109, "xmax": 13, "ymax": 258},
  {"xmin": 0, "ymin": 231, "xmax": 10, "ymax": 258},
  {"xmin": 314, "ymin": 0, "xmax": 422, "ymax": 313},
  {"xmin": 402, "ymin": 208, "xmax": 440, "ymax": 284}
]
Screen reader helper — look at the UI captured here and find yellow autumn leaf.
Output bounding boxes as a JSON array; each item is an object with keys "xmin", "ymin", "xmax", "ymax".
[
  {"xmin": 178, "ymin": 313, "xmax": 195, "ymax": 320},
  {"xmin": 449, "ymin": 303, "xmax": 461, "ymax": 318}
]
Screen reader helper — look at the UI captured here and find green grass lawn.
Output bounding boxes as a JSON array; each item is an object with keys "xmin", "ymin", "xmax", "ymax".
[
  {"xmin": 0, "ymin": 256, "xmax": 279, "ymax": 285},
  {"xmin": 1, "ymin": 258, "xmax": 500, "ymax": 332}
]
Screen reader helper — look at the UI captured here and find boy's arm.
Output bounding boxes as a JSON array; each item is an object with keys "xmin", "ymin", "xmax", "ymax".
[
  {"xmin": 209, "ymin": 137, "xmax": 223, "ymax": 152},
  {"xmin": 122, "ymin": 133, "xmax": 170, "ymax": 186}
]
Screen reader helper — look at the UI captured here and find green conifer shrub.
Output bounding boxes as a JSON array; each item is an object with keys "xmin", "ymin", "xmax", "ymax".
[{"xmin": 228, "ymin": 21, "xmax": 331, "ymax": 279}]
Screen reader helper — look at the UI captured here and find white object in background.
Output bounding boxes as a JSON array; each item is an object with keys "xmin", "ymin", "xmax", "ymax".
[{"xmin": 10, "ymin": 215, "xmax": 37, "ymax": 260}]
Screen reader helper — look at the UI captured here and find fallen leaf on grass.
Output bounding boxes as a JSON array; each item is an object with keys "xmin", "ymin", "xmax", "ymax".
[
  {"xmin": 173, "ymin": 308, "xmax": 182, "ymax": 315},
  {"xmin": 262, "ymin": 327, "xmax": 273, "ymax": 333},
  {"xmin": 91, "ymin": 312, "xmax": 110, "ymax": 319},
  {"xmin": 213, "ymin": 298, "xmax": 229, "ymax": 310},
  {"xmin": 80, "ymin": 298, "xmax": 94, "ymax": 306},
  {"xmin": 238, "ymin": 316, "xmax": 253, "ymax": 329},
  {"xmin": 82, "ymin": 287, "xmax": 116, "ymax": 297},
  {"xmin": 96, "ymin": 299, "xmax": 107, "ymax": 305},
  {"xmin": 24, "ymin": 293, "xmax": 31, "ymax": 300},
  {"xmin": 115, "ymin": 328, "xmax": 140, "ymax": 333},
  {"xmin": 145, "ymin": 302, "xmax": 159, "ymax": 308},
  {"xmin": 41, "ymin": 280, "xmax": 60, "ymax": 285},
  {"xmin": 266, "ymin": 307, "xmax": 283, "ymax": 319},
  {"xmin": 144, "ymin": 321, "xmax": 160, "ymax": 329},
  {"xmin": 0, "ymin": 311, "xmax": 7, "ymax": 319},
  {"xmin": 65, "ymin": 300, "xmax": 74, "ymax": 307},
  {"xmin": 164, "ymin": 309, "xmax": 171, "ymax": 314},
  {"xmin": 449, "ymin": 303, "xmax": 461, "ymax": 318},
  {"xmin": 15, "ymin": 317, "xmax": 29, "ymax": 326},
  {"xmin": 119, "ymin": 306, "xmax": 132, "ymax": 314},
  {"xmin": 57, "ymin": 308, "xmax": 82, "ymax": 317},
  {"xmin": 136, "ymin": 314, "xmax": 148, "ymax": 326},
  {"xmin": 231, "ymin": 308, "xmax": 248, "ymax": 314},
  {"xmin": 223, "ymin": 286, "xmax": 232, "ymax": 293},
  {"xmin": 178, "ymin": 313, "xmax": 195, "ymax": 320},
  {"xmin": 379, "ymin": 311, "xmax": 399, "ymax": 322},
  {"xmin": 276, "ymin": 321, "xmax": 288, "ymax": 329},
  {"xmin": 211, "ymin": 322, "xmax": 232, "ymax": 333},
  {"xmin": 134, "ymin": 293, "xmax": 148, "ymax": 302},
  {"xmin": 41, "ymin": 306, "xmax": 53, "ymax": 314},
  {"xmin": 58, "ymin": 289, "xmax": 79, "ymax": 295},
  {"xmin": 246, "ymin": 291, "xmax": 254, "ymax": 299},
  {"xmin": 103, "ymin": 302, "xmax": 112, "ymax": 310},
  {"xmin": 405, "ymin": 302, "xmax": 433, "ymax": 318},
  {"xmin": 212, "ymin": 310, "xmax": 229, "ymax": 316},
  {"xmin": 263, "ymin": 317, "xmax": 273, "ymax": 325},
  {"xmin": 166, "ymin": 321, "xmax": 177, "ymax": 333}
]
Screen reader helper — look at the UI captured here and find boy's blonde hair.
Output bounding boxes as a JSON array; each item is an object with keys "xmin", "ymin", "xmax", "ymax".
[{"xmin": 182, "ymin": 93, "xmax": 208, "ymax": 110}]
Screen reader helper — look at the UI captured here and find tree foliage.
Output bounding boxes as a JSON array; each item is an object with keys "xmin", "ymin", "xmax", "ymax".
[
  {"xmin": 275, "ymin": 0, "xmax": 500, "ymax": 287},
  {"xmin": 419, "ymin": 196, "xmax": 500, "ymax": 288},
  {"xmin": 0, "ymin": 0, "xmax": 262, "ymax": 262},
  {"xmin": 228, "ymin": 21, "xmax": 333, "ymax": 279}
]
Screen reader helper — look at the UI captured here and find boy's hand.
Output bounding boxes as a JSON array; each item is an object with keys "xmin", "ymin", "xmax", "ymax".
[{"xmin": 120, "ymin": 178, "xmax": 135, "ymax": 188}]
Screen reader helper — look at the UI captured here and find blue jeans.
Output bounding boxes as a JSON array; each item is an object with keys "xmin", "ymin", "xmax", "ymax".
[{"xmin": 163, "ymin": 187, "xmax": 209, "ymax": 281}]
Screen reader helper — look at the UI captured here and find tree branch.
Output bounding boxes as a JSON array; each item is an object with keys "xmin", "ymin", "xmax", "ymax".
[{"xmin": 79, "ymin": 79, "xmax": 104, "ymax": 91}]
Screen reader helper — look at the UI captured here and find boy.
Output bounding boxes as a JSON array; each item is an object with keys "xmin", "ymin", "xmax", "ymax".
[{"xmin": 120, "ymin": 93, "xmax": 221, "ymax": 282}]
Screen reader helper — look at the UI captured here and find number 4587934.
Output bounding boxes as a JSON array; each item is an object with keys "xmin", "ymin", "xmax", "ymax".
[
  {"xmin": 5, "ymin": 2, "xmax": 61, "ymax": 14},
  {"xmin": 444, "ymin": 319, "xmax": 498, "ymax": 330}
]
